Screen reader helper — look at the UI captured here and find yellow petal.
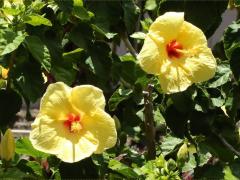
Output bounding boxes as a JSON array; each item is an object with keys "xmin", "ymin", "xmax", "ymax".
[
  {"xmin": 57, "ymin": 132, "xmax": 98, "ymax": 163},
  {"xmin": 138, "ymin": 35, "xmax": 167, "ymax": 75},
  {"xmin": 83, "ymin": 109, "xmax": 117, "ymax": 154},
  {"xmin": 149, "ymin": 12, "xmax": 184, "ymax": 43},
  {"xmin": 1, "ymin": 129, "xmax": 15, "ymax": 161},
  {"xmin": 177, "ymin": 21, "xmax": 207, "ymax": 49},
  {"xmin": 158, "ymin": 62, "xmax": 193, "ymax": 94},
  {"xmin": 184, "ymin": 47, "xmax": 216, "ymax": 83},
  {"xmin": 40, "ymin": 82, "xmax": 73, "ymax": 120},
  {"xmin": 0, "ymin": 66, "xmax": 9, "ymax": 79},
  {"xmin": 30, "ymin": 114, "xmax": 99, "ymax": 163},
  {"xmin": 30, "ymin": 115, "xmax": 66, "ymax": 155},
  {"xmin": 70, "ymin": 85, "xmax": 105, "ymax": 114}
]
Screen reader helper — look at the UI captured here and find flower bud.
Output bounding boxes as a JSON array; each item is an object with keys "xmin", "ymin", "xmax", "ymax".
[
  {"xmin": 177, "ymin": 143, "xmax": 189, "ymax": 167},
  {"xmin": 0, "ymin": 129, "xmax": 15, "ymax": 161}
]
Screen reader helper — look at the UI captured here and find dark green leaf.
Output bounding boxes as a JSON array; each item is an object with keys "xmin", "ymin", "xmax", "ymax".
[
  {"xmin": 108, "ymin": 86, "xmax": 133, "ymax": 111},
  {"xmin": 230, "ymin": 48, "xmax": 240, "ymax": 81},
  {"xmin": 224, "ymin": 20, "xmax": 240, "ymax": 59},
  {"xmin": 122, "ymin": 0, "xmax": 139, "ymax": 33},
  {"xmin": 24, "ymin": 35, "xmax": 51, "ymax": 72}
]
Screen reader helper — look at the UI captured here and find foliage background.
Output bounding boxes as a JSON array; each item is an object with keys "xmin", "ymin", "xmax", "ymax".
[{"xmin": 0, "ymin": 0, "xmax": 240, "ymax": 179}]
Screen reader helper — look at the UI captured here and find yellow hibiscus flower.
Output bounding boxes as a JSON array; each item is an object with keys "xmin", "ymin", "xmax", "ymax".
[
  {"xmin": 30, "ymin": 82, "xmax": 117, "ymax": 163},
  {"xmin": 138, "ymin": 12, "xmax": 216, "ymax": 94}
]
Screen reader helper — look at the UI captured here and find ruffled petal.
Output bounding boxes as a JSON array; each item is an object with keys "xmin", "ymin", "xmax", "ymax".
[
  {"xmin": 182, "ymin": 46, "xmax": 216, "ymax": 83},
  {"xmin": 177, "ymin": 21, "xmax": 207, "ymax": 49},
  {"xmin": 149, "ymin": 12, "xmax": 184, "ymax": 43},
  {"xmin": 138, "ymin": 35, "xmax": 167, "ymax": 75},
  {"xmin": 82, "ymin": 109, "xmax": 117, "ymax": 154},
  {"xmin": 30, "ymin": 115, "xmax": 67, "ymax": 155},
  {"xmin": 158, "ymin": 62, "xmax": 193, "ymax": 94},
  {"xmin": 40, "ymin": 82, "xmax": 73, "ymax": 120},
  {"xmin": 57, "ymin": 131, "xmax": 98, "ymax": 163},
  {"xmin": 70, "ymin": 85, "xmax": 105, "ymax": 114},
  {"xmin": 30, "ymin": 114, "xmax": 99, "ymax": 163}
]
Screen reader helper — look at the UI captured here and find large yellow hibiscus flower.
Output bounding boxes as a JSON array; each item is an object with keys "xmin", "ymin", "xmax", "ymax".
[
  {"xmin": 30, "ymin": 82, "xmax": 117, "ymax": 163},
  {"xmin": 138, "ymin": 12, "xmax": 216, "ymax": 94}
]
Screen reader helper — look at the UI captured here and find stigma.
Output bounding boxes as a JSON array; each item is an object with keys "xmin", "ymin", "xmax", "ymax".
[
  {"xmin": 64, "ymin": 113, "xmax": 83, "ymax": 133},
  {"xmin": 166, "ymin": 40, "xmax": 183, "ymax": 59}
]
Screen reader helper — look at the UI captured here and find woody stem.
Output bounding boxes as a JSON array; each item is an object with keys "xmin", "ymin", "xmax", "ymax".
[
  {"xmin": 143, "ymin": 84, "xmax": 156, "ymax": 160},
  {"xmin": 122, "ymin": 32, "xmax": 137, "ymax": 59}
]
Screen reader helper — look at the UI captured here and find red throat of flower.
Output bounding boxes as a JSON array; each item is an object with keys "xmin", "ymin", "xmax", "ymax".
[
  {"xmin": 166, "ymin": 40, "xmax": 183, "ymax": 59},
  {"xmin": 64, "ymin": 113, "xmax": 82, "ymax": 133}
]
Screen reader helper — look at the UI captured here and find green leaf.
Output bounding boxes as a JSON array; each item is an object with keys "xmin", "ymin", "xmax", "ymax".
[
  {"xmin": 26, "ymin": 161, "xmax": 43, "ymax": 176},
  {"xmin": 160, "ymin": 136, "xmax": 183, "ymax": 155},
  {"xmin": 108, "ymin": 86, "xmax": 133, "ymax": 111},
  {"xmin": 208, "ymin": 72, "xmax": 231, "ymax": 88},
  {"xmin": 91, "ymin": 24, "xmax": 117, "ymax": 39},
  {"xmin": 230, "ymin": 48, "xmax": 240, "ymax": 81},
  {"xmin": 1, "ymin": 33, "xmax": 26, "ymax": 56},
  {"xmin": 130, "ymin": 32, "xmax": 146, "ymax": 40},
  {"xmin": 14, "ymin": 60, "xmax": 44, "ymax": 102},
  {"xmin": 182, "ymin": 154, "xmax": 196, "ymax": 172},
  {"xmin": 224, "ymin": 20, "xmax": 240, "ymax": 59},
  {"xmin": 122, "ymin": 0, "xmax": 140, "ymax": 33},
  {"xmin": 15, "ymin": 137, "xmax": 48, "ymax": 159},
  {"xmin": 73, "ymin": 0, "xmax": 92, "ymax": 20},
  {"xmin": 108, "ymin": 159, "xmax": 139, "ymax": 178},
  {"xmin": 24, "ymin": 14, "xmax": 52, "ymax": 26},
  {"xmin": 69, "ymin": 23, "xmax": 93, "ymax": 49},
  {"xmin": 211, "ymin": 97, "xmax": 224, "ymax": 107},
  {"xmin": 198, "ymin": 143, "xmax": 212, "ymax": 167},
  {"xmin": 52, "ymin": 48, "xmax": 82, "ymax": 85},
  {"xmin": 145, "ymin": 0, "xmax": 157, "ymax": 10},
  {"xmin": 2, "ymin": 7, "xmax": 21, "ymax": 16},
  {"xmin": 224, "ymin": 166, "xmax": 238, "ymax": 180},
  {"xmin": 0, "ymin": 168, "xmax": 32, "ymax": 178},
  {"xmin": 24, "ymin": 36, "xmax": 51, "ymax": 72}
]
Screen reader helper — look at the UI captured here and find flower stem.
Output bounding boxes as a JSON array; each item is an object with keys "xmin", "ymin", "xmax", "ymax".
[
  {"xmin": 143, "ymin": 84, "xmax": 156, "ymax": 160},
  {"xmin": 122, "ymin": 32, "xmax": 137, "ymax": 59},
  {"xmin": 213, "ymin": 130, "xmax": 240, "ymax": 157}
]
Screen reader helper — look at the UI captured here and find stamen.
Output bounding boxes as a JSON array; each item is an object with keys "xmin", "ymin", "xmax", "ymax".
[
  {"xmin": 166, "ymin": 40, "xmax": 183, "ymax": 59},
  {"xmin": 64, "ymin": 113, "xmax": 82, "ymax": 133}
]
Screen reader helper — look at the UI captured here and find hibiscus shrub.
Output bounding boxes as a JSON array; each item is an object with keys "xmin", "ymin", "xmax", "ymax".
[{"xmin": 0, "ymin": 0, "xmax": 240, "ymax": 179}]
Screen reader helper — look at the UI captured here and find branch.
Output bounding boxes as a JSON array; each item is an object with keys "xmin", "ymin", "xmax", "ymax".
[
  {"xmin": 122, "ymin": 32, "xmax": 137, "ymax": 59},
  {"xmin": 143, "ymin": 84, "xmax": 156, "ymax": 160},
  {"xmin": 214, "ymin": 131, "xmax": 240, "ymax": 157}
]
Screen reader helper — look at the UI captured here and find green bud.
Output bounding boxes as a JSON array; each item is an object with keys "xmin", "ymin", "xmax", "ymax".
[
  {"xmin": 0, "ymin": 129, "xmax": 15, "ymax": 161},
  {"xmin": 177, "ymin": 143, "xmax": 189, "ymax": 166}
]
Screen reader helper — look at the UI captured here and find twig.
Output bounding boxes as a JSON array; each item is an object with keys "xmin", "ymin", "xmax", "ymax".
[
  {"xmin": 214, "ymin": 131, "xmax": 240, "ymax": 157},
  {"xmin": 143, "ymin": 84, "xmax": 156, "ymax": 160},
  {"xmin": 6, "ymin": 51, "xmax": 16, "ymax": 90},
  {"xmin": 122, "ymin": 32, "xmax": 137, "ymax": 59}
]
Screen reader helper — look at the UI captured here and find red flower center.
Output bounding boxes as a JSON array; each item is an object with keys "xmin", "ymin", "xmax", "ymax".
[
  {"xmin": 64, "ymin": 113, "xmax": 82, "ymax": 133},
  {"xmin": 166, "ymin": 40, "xmax": 183, "ymax": 59}
]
